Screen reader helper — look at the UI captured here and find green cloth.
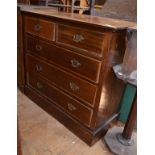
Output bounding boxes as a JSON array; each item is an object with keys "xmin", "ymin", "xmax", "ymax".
[{"xmin": 118, "ymin": 84, "xmax": 137, "ymax": 123}]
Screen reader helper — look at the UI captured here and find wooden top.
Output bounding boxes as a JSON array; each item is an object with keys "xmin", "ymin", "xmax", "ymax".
[{"xmin": 18, "ymin": 4, "xmax": 136, "ymax": 30}]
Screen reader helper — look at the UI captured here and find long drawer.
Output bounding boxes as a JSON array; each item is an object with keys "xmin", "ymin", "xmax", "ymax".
[
  {"xmin": 26, "ymin": 54, "xmax": 97, "ymax": 107},
  {"xmin": 56, "ymin": 24, "xmax": 106, "ymax": 58},
  {"xmin": 26, "ymin": 35, "xmax": 101, "ymax": 83},
  {"xmin": 25, "ymin": 16, "xmax": 55, "ymax": 41},
  {"xmin": 27, "ymin": 73, "xmax": 93, "ymax": 127}
]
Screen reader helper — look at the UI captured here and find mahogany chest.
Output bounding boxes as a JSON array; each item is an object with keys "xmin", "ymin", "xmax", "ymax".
[{"xmin": 17, "ymin": 6, "xmax": 135, "ymax": 145}]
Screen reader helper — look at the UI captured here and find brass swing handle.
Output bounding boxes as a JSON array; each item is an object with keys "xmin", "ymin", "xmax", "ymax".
[
  {"xmin": 70, "ymin": 59, "xmax": 81, "ymax": 68},
  {"xmin": 35, "ymin": 64, "xmax": 43, "ymax": 72},
  {"xmin": 35, "ymin": 44, "xmax": 42, "ymax": 51},
  {"xmin": 67, "ymin": 103, "xmax": 77, "ymax": 111},
  {"xmin": 36, "ymin": 82, "xmax": 43, "ymax": 89},
  {"xmin": 69, "ymin": 82, "xmax": 79, "ymax": 92},
  {"xmin": 73, "ymin": 34, "xmax": 84, "ymax": 43},
  {"xmin": 34, "ymin": 24, "xmax": 42, "ymax": 32}
]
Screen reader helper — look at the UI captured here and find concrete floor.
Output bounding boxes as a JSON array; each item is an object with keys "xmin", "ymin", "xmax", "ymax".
[{"xmin": 17, "ymin": 90, "xmax": 113, "ymax": 155}]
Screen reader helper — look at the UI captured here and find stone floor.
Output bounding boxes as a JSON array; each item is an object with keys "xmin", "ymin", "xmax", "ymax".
[{"xmin": 17, "ymin": 90, "xmax": 113, "ymax": 155}]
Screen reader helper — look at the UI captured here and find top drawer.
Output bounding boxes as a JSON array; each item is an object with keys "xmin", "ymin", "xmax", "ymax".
[
  {"xmin": 56, "ymin": 24, "xmax": 106, "ymax": 58},
  {"xmin": 25, "ymin": 16, "xmax": 55, "ymax": 41}
]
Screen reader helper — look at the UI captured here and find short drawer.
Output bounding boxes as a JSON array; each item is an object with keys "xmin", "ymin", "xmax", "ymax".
[
  {"xmin": 25, "ymin": 16, "xmax": 55, "ymax": 41},
  {"xmin": 26, "ymin": 54, "xmax": 97, "ymax": 106},
  {"xmin": 27, "ymin": 73, "xmax": 93, "ymax": 127},
  {"xmin": 26, "ymin": 35, "xmax": 101, "ymax": 83},
  {"xmin": 56, "ymin": 24, "xmax": 106, "ymax": 58}
]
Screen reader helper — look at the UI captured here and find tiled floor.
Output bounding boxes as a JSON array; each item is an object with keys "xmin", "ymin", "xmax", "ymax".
[{"xmin": 17, "ymin": 90, "xmax": 113, "ymax": 155}]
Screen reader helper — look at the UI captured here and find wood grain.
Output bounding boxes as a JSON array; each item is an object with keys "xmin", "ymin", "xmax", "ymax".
[
  {"xmin": 26, "ymin": 54, "xmax": 98, "ymax": 107},
  {"xmin": 25, "ymin": 16, "xmax": 55, "ymax": 41},
  {"xmin": 56, "ymin": 24, "xmax": 106, "ymax": 58},
  {"xmin": 26, "ymin": 34, "xmax": 102, "ymax": 83},
  {"xmin": 18, "ymin": 7, "xmax": 128, "ymax": 145}
]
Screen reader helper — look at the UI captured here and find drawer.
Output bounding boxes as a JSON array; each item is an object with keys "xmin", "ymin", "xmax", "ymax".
[
  {"xmin": 26, "ymin": 54, "xmax": 97, "ymax": 106},
  {"xmin": 25, "ymin": 16, "xmax": 55, "ymax": 41},
  {"xmin": 56, "ymin": 24, "xmax": 106, "ymax": 58},
  {"xmin": 26, "ymin": 35, "xmax": 101, "ymax": 83},
  {"xmin": 28, "ymin": 73, "xmax": 93, "ymax": 127}
]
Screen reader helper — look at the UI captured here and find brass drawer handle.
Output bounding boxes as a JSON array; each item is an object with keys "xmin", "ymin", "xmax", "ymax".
[
  {"xmin": 34, "ymin": 24, "xmax": 42, "ymax": 31},
  {"xmin": 70, "ymin": 59, "xmax": 81, "ymax": 68},
  {"xmin": 73, "ymin": 34, "xmax": 84, "ymax": 43},
  {"xmin": 67, "ymin": 103, "xmax": 76, "ymax": 111},
  {"xmin": 36, "ymin": 82, "xmax": 43, "ymax": 89},
  {"xmin": 69, "ymin": 82, "xmax": 79, "ymax": 92},
  {"xmin": 35, "ymin": 64, "xmax": 43, "ymax": 72},
  {"xmin": 35, "ymin": 44, "xmax": 42, "ymax": 51}
]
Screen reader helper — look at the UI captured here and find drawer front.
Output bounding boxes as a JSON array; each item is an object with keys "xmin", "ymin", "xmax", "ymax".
[
  {"xmin": 26, "ymin": 35, "xmax": 101, "ymax": 83},
  {"xmin": 25, "ymin": 16, "xmax": 55, "ymax": 41},
  {"xmin": 26, "ymin": 54, "xmax": 97, "ymax": 106},
  {"xmin": 56, "ymin": 24, "xmax": 106, "ymax": 58},
  {"xmin": 27, "ymin": 73, "xmax": 93, "ymax": 126}
]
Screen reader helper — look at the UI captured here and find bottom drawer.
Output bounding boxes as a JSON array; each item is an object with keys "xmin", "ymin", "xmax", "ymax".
[{"xmin": 27, "ymin": 73, "xmax": 93, "ymax": 127}]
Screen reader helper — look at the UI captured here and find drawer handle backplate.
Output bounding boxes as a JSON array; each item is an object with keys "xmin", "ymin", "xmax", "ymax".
[
  {"xmin": 69, "ymin": 82, "xmax": 79, "ymax": 92},
  {"xmin": 37, "ymin": 82, "xmax": 43, "ymax": 89},
  {"xmin": 36, "ymin": 64, "xmax": 43, "ymax": 72},
  {"xmin": 67, "ymin": 103, "xmax": 76, "ymax": 111},
  {"xmin": 35, "ymin": 44, "xmax": 42, "ymax": 51},
  {"xmin": 70, "ymin": 59, "xmax": 81, "ymax": 68},
  {"xmin": 34, "ymin": 24, "xmax": 42, "ymax": 31},
  {"xmin": 73, "ymin": 34, "xmax": 84, "ymax": 43}
]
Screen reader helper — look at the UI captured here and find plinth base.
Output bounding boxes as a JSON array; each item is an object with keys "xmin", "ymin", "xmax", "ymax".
[{"xmin": 104, "ymin": 127, "xmax": 137, "ymax": 155}]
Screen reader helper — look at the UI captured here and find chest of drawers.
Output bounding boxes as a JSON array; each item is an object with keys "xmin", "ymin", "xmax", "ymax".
[{"xmin": 17, "ymin": 7, "xmax": 133, "ymax": 145}]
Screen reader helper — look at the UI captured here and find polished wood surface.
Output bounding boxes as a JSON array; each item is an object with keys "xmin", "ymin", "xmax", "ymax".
[
  {"xmin": 93, "ymin": 31, "xmax": 126, "ymax": 128},
  {"xmin": 26, "ymin": 34, "xmax": 101, "ymax": 83},
  {"xmin": 56, "ymin": 24, "xmax": 106, "ymax": 57},
  {"xmin": 19, "ymin": 4, "xmax": 136, "ymax": 29},
  {"xmin": 28, "ymin": 73, "xmax": 93, "ymax": 127},
  {"xmin": 18, "ymin": 5, "xmax": 131, "ymax": 145},
  {"xmin": 26, "ymin": 54, "xmax": 97, "ymax": 106},
  {"xmin": 25, "ymin": 16, "xmax": 55, "ymax": 41}
]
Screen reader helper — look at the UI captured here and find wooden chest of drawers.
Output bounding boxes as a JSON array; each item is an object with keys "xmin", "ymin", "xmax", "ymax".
[{"xmin": 17, "ymin": 7, "xmax": 133, "ymax": 145}]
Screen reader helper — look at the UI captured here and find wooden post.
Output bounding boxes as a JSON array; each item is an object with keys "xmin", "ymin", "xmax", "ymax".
[{"xmin": 122, "ymin": 92, "xmax": 137, "ymax": 139}]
